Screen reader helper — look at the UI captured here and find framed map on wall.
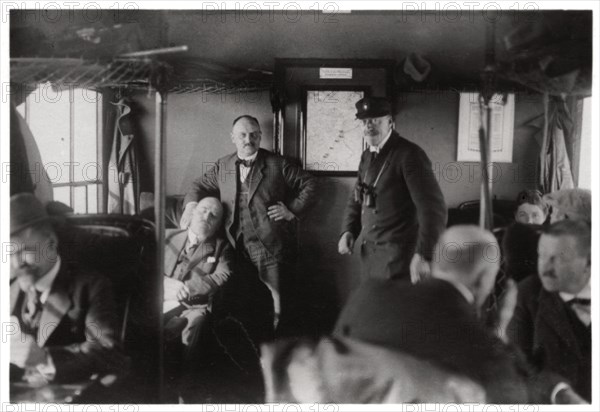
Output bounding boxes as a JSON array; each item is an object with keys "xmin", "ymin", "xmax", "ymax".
[{"xmin": 302, "ymin": 87, "xmax": 369, "ymax": 175}]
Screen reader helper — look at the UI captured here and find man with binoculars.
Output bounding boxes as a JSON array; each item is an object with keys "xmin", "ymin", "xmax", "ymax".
[{"xmin": 338, "ymin": 97, "xmax": 447, "ymax": 283}]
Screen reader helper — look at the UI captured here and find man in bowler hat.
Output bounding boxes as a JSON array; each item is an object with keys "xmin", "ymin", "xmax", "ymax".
[
  {"xmin": 338, "ymin": 97, "xmax": 447, "ymax": 282},
  {"xmin": 9, "ymin": 193, "xmax": 123, "ymax": 383},
  {"xmin": 335, "ymin": 225, "xmax": 586, "ymax": 404}
]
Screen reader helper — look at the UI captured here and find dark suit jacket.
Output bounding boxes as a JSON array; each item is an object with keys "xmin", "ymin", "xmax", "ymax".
[
  {"xmin": 164, "ymin": 229, "xmax": 233, "ymax": 299},
  {"xmin": 341, "ymin": 131, "xmax": 447, "ymax": 277},
  {"xmin": 507, "ymin": 275, "xmax": 591, "ymax": 401},
  {"xmin": 10, "ymin": 261, "xmax": 121, "ymax": 382},
  {"xmin": 184, "ymin": 148, "xmax": 317, "ymax": 261},
  {"xmin": 335, "ymin": 278, "xmax": 536, "ymax": 403}
]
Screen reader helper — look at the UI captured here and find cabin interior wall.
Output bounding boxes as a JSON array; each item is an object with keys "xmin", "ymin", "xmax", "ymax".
[
  {"xmin": 396, "ymin": 91, "xmax": 543, "ymax": 207},
  {"xmin": 130, "ymin": 88, "xmax": 542, "ymax": 330},
  {"xmin": 85, "ymin": 68, "xmax": 544, "ymax": 334},
  {"xmin": 129, "ymin": 90, "xmax": 274, "ymax": 196}
]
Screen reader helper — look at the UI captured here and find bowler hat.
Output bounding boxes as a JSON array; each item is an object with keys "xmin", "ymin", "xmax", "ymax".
[
  {"xmin": 333, "ymin": 279, "xmax": 412, "ymax": 350},
  {"xmin": 355, "ymin": 97, "xmax": 392, "ymax": 120},
  {"xmin": 10, "ymin": 193, "xmax": 52, "ymax": 236}
]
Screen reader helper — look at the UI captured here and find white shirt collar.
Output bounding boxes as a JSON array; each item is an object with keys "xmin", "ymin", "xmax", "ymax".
[
  {"xmin": 436, "ymin": 277, "xmax": 475, "ymax": 305},
  {"xmin": 238, "ymin": 151, "xmax": 258, "ymax": 162},
  {"xmin": 369, "ymin": 129, "xmax": 393, "ymax": 153},
  {"xmin": 35, "ymin": 256, "xmax": 61, "ymax": 304},
  {"xmin": 187, "ymin": 230, "xmax": 200, "ymax": 247},
  {"xmin": 450, "ymin": 280, "xmax": 475, "ymax": 305},
  {"xmin": 559, "ymin": 279, "xmax": 591, "ymax": 302}
]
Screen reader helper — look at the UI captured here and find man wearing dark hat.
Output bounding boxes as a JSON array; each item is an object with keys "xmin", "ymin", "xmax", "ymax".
[
  {"xmin": 338, "ymin": 97, "xmax": 447, "ymax": 282},
  {"xmin": 335, "ymin": 225, "xmax": 586, "ymax": 404},
  {"xmin": 9, "ymin": 193, "xmax": 123, "ymax": 383}
]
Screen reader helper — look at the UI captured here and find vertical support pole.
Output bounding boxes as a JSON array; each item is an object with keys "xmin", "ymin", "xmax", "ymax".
[
  {"xmin": 479, "ymin": 18, "xmax": 497, "ymax": 231},
  {"xmin": 478, "ymin": 101, "xmax": 493, "ymax": 230},
  {"xmin": 154, "ymin": 89, "xmax": 167, "ymax": 402}
]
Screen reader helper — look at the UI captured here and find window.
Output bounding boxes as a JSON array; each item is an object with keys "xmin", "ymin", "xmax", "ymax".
[
  {"xmin": 577, "ymin": 96, "xmax": 591, "ymax": 190},
  {"xmin": 17, "ymin": 84, "xmax": 103, "ymax": 213}
]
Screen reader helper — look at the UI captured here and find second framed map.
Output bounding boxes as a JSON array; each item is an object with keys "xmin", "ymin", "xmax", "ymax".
[{"xmin": 302, "ymin": 87, "xmax": 369, "ymax": 175}]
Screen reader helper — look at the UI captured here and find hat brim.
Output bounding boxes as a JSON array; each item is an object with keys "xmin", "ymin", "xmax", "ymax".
[
  {"xmin": 356, "ymin": 110, "xmax": 391, "ymax": 120},
  {"xmin": 10, "ymin": 215, "xmax": 54, "ymax": 236}
]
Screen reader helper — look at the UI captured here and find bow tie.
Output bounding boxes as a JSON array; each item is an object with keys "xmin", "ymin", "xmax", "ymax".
[
  {"xmin": 567, "ymin": 298, "xmax": 591, "ymax": 306},
  {"xmin": 236, "ymin": 158, "xmax": 254, "ymax": 167},
  {"xmin": 369, "ymin": 146, "xmax": 380, "ymax": 154}
]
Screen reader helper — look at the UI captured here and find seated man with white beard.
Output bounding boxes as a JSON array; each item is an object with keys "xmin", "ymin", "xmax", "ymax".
[{"xmin": 163, "ymin": 197, "xmax": 233, "ymax": 350}]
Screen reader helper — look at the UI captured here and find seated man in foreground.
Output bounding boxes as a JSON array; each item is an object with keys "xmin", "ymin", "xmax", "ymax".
[
  {"xmin": 508, "ymin": 219, "xmax": 591, "ymax": 402},
  {"xmin": 9, "ymin": 193, "xmax": 123, "ymax": 383},
  {"xmin": 163, "ymin": 197, "xmax": 233, "ymax": 352},
  {"xmin": 334, "ymin": 225, "xmax": 586, "ymax": 404}
]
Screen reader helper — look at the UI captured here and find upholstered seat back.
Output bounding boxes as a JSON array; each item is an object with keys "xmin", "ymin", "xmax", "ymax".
[{"xmin": 54, "ymin": 215, "xmax": 161, "ymax": 402}]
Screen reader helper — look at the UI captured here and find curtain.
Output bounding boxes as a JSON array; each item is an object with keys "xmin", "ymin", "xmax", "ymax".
[
  {"xmin": 107, "ymin": 98, "xmax": 139, "ymax": 214},
  {"xmin": 528, "ymin": 94, "xmax": 575, "ymax": 193}
]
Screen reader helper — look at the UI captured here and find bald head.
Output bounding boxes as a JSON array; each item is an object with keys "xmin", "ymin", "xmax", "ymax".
[
  {"xmin": 189, "ymin": 197, "xmax": 224, "ymax": 241},
  {"xmin": 431, "ymin": 225, "xmax": 500, "ymax": 307}
]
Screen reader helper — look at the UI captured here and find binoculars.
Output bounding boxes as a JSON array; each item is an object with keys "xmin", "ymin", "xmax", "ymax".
[{"xmin": 354, "ymin": 183, "xmax": 376, "ymax": 208}]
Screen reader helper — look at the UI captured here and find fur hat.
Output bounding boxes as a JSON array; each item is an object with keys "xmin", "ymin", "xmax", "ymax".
[{"xmin": 543, "ymin": 188, "xmax": 591, "ymax": 223}]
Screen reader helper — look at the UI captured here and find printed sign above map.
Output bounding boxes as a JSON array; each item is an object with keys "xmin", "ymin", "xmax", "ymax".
[{"xmin": 319, "ymin": 68, "xmax": 353, "ymax": 79}]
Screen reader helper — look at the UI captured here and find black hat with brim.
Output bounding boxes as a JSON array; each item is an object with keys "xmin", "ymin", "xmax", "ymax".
[{"xmin": 355, "ymin": 97, "xmax": 392, "ymax": 120}]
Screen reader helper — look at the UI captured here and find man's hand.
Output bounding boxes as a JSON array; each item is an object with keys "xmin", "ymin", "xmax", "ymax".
[
  {"xmin": 164, "ymin": 277, "xmax": 188, "ymax": 301},
  {"xmin": 10, "ymin": 323, "xmax": 47, "ymax": 369},
  {"xmin": 267, "ymin": 201, "xmax": 295, "ymax": 221},
  {"xmin": 496, "ymin": 278, "xmax": 518, "ymax": 343},
  {"xmin": 338, "ymin": 232, "xmax": 355, "ymax": 255},
  {"xmin": 176, "ymin": 284, "xmax": 191, "ymax": 302},
  {"xmin": 179, "ymin": 202, "xmax": 198, "ymax": 229},
  {"xmin": 410, "ymin": 253, "xmax": 431, "ymax": 284}
]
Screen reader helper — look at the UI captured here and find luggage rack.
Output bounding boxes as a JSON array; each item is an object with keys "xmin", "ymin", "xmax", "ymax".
[{"xmin": 10, "ymin": 55, "xmax": 272, "ymax": 94}]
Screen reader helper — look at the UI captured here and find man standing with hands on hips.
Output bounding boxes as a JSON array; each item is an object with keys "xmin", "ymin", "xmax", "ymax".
[
  {"xmin": 180, "ymin": 115, "xmax": 316, "ymax": 335},
  {"xmin": 338, "ymin": 97, "xmax": 447, "ymax": 282}
]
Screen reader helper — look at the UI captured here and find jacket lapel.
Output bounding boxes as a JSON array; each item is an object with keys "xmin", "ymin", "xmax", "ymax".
[
  {"xmin": 38, "ymin": 266, "xmax": 72, "ymax": 346},
  {"xmin": 184, "ymin": 239, "xmax": 216, "ymax": 277},
  {"xmin": 365, "ymin": 133, "xmax": 398, "ymax": 184},
  {"xmin": 248, "ymin": 149, "xmax": 265, "ymax": 203},
  {"xmin": 222, "ymin": 154, "xmax": 238, "ymax": 235},
  {"xmin": 164, "ymin": 230, "xmax": 187, "ymax": 277},
  {"xmin": 10, "ymin": 280, "xmax": 21, "ymax": 315},
  {"xmin": 535, "ymin": 289, "xmax": 582, "ymax": 359}
]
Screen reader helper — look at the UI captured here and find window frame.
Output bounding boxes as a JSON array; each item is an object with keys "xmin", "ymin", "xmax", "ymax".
[{"xmin": 19, "ymin": 85, "xmax": 104, "ymax": 213}]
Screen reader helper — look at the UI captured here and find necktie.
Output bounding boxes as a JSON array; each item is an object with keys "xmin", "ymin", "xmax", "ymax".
[
  {"xmin": 22, "ymin": 287, "xmax": 42, "ymax": 332},
  {"xmin": 568, "ymin": 298, "xmax": 591, "ymax": 306},
  {"xmin": 186, "ymin": 241, "xmax": 199, "ymax": 257},
  {"xmin": 567, "ymin": 298, "xmax": 591, "ymax": 327},
  {"xmin": 177, "ymin": 242, "xmax": 199, "ymax": 281},
  {"xmin": 369, "ymin": 150, "xmax": 377, "ymax": 163},
  {"xmin": 236, "ymin": 158, "xmax": 253, "ymax": 168},
  {"xmin": 236, "ymin": 158, "xmax": 253, "ymax": 183}
]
